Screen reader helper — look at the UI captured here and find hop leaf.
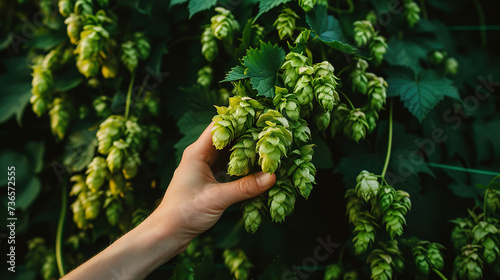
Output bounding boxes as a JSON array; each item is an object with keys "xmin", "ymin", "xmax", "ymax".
[{"xmin": 274, "ymin": 8, "xmax": 299, "ymax": 40}]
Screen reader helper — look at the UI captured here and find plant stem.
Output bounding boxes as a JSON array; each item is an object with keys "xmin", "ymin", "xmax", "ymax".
[
  {"xmin": 381, "ymin": 101, "xmax": 393, "ymax": 178},
  {"xmin": 484, "ymin": 189, "xmax": 488, "ymax": 222},
  {"xmin": 432, "ymin": 268, "xmax": 449, "ymax": 280},
  {"xmin": 427, "ymin": 163, "xmax": 499, "ymax": 176},
  {"xmin": 419, "ymin": 0, "xmax": 428, "ymax": 20},
  {"xmin": 472, "ymin": 0, "xmax": 487, "ymax": 47},
  {"xmin": 338, "ymin": 90, "xmax": 355, "ymax": 110},
  {"xmin": 124, "ymin": 71, "xmax": 136, "ymax": 119},
  {"xmin": 56, "ymin": 180, "xmax": 67, "ymax": 277}
]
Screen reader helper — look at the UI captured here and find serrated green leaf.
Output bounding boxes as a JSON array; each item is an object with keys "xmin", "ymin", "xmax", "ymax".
[
  {"xmin": 385, "ymin": 37, "xmax": 426, "ymax": 73},
  {"xmin": 63, "ymin": 130, "xmax": 97, "ymax": 173},
  {"xmin": 188, "ymin": 0, "xmax": 217, "ymax": 18},
  {"xmin": 255, "ymin": 0, "xmax": 292, "ymax": 21},
  {"xmin": 222, "ymin": 65, "xmax": 248, "ymax": 82},
  {"xmin": 387, "ymin": 66, "xmax": 460, "ymax": 122},
  {"xmin": 306, "ymin": 5, "xmax": 358, "ymax": 55},
  {"xmin": 242, "ymin": 42, "xmax": 285, "ymax": 98},
  {"xmin": 0, "ymin": 57, "xmax": 32, "ymax": 125}
]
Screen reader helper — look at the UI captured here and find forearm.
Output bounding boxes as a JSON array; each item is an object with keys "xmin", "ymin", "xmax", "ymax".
[{"xmin": 62, "ymin": 214, "xmax": 189, "ymax": 280}]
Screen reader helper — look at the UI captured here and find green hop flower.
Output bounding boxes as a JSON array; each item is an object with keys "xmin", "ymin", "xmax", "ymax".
[
  {"xmin": 85, "ymin": 156, "xmax": 109, "ymax": 192},
  {"xmin": 413, "ymin": 247, "xmax": 431, "ymax": 276},
  {"xmin": 364, "ymin": 108, "xmax": 379, "ymax": 134},
  {"xmin": 313, "ymin": 76, "xmax": 339, "ymax": 112},
  {"xmin": 366, "ymin": 73, "xmax": 388, "ymax": 112},
  {"xmin": 427, "ymin": 242, "xmax": 445, "ymax": 270},
  {"xmin": 404, "ymin": 1, "xmax": 421, "ymax": 28},
  {"xmin": 324, "ymin": 263, "xmax": 343, "ymax": 280},
  {"xmin": 350, "ymin": 59, "xmax": 369, "ymax": 94},
  {"xmin": 288, "ymin": 145, "xmax": 316, "ymax": 199},
  {"xmin": 101, "ymin": 51, "xmax": 119, "ymax": 79},
  {"xmin": 211, "ymin": 7, "xmax": 239, "ymax": 40},
  {"xmin": 455, "ymin": 245, "xmax": 484, "ymax": 280},
  {"xmin": 290, "ymin": 118, "xmax": 312, "ymax": 143},
  {"xmin": 298, "ymin": 0, "xmax": 317, "ymax": 12},
  {"xmin": 92, "ymin": 96, "xmax": 111, "ymax": 117},
  {"xmin": 49, "ymin": 98, "xmax": 71, "ymax": 140},
  {"xmin": 211, "ymin": 106, "xmax": 236, "ymax": 150},
  {"xmin": 97, "ymin": 115, "xmax": 125, "ymax": 154},
  {"xmin": 125, "ymin": 119, "xmax": 143, "ymax": 150},
  {"xmin": 197, "ymin": 65, "xmax": 213, "ymax": 87},
  {"xmin": 353, "ymin": 20, "xmax": 375, "ymax": 47},
  {"xmin": 343, "ymin": 108, "xmax": 369, "ymax": 143},
  {"xmin": 31, "ymin": 66, "xmax": 53, "ymax": 99},
  {"xmin": 106, "ymin": 140, "xmax": 128, "ymax": 173},
  {"xmin": 379, "ymin": 185, "xmax": 397, "ymax": 213},
  {"xmin": 294, "ymin": 66, "xmax": 315, "ymax": 106},
  {"xmin": 383, "ymin": 203, "xmax": 408, "ymax": 239},
  {"xmin": 268, "ymin": 179, "xmax": 297, "ymax": 222},
  {"xmin": 355, "ymin": 170, "xmax": 380, "ymax": 202},
  {"xmin": 223, "ymin": 248, "xmax": 252, "ymax": 280},
  {"xmin": 451, "ymin": 218, "xmax": 474, "ymax": 253},
  {"xmin": 274, "ymin": 8, "xmax": 299, "ymax": 40},
  {"xmin": 368, "ymin": 250, "xmax": 394, "ymax": 280},
  {"xmin": 65, "ymin": 13, "xmax": 82, "ymax": 45},
  {"xmin": 228, "ymin": 96, "xmax": 264, "ymax": 135},
  {"xmin": 486, "ymin": 190, "xmax": 500, "ymax": 213},
  {"xmin": 75, "ymin": 22, "xmax": 108, "ymax": 77},
  {"xmin": 256, "ymin": 111, "xmax": 293, "ymax": 174},
  {"xmin": 313, "ymin": 61, "xmax": 335, "ymax": 78},
  {"xmin": 243, "ymin": 196, "xmax": 265, "ymax": 234},
  {"xmin": 122, "ymin": 150, "xmax": 141, "ymax": 180},
  {"xmin": 281, "ymin": 52, "xmax": 309, "ymax": 89},
  {"xmin": 345, "ymin": 188, "xmax": 364, "ymax": 224},
  {"xmin": 274, "ymin": 87, "xmax": 301, "ymax": 121},
  {"xmin": 228, "ymin": 128, "xmax": 259, "ymax": 176},
  {"xmin": 134, "ymin": 32, "xmax": 151, "ymax": 60},
  {"xmin": 42, "ymin": 48, "xmax": 64, "ymax": 70},
  {"xmin": 70, "ymin": 175, "xmax": 88, "ymax": 197},
  {"xmin": 74, "ymin": 0, "xmax": 94, "ymax": 15},
  {"xmin": 58, "ymin": 0, "xmax": 73, "ymax": 17},
  {"xmin": 71, "ymin": 198, "xmax": 88, "ymax": 229},
  {"xmin": 482, "ymin": 237, "xmax": 500, "ymax": 264},
  {"xmin": 109, "ymin": 171, "xmax": 126, "ymax": 196},
  {"xmin": 83, "ymin": 190, "xmax": 103, "ymax": 220},
  {"xmin": 369, "ymin": 36, "xmax": 388, "ymax": 66},
  {"xmin": 445, "ymin": 57, "xmax": 459, "ymax": 75},
  {"xmin": 30, "ymin": 95, "xmax": 50, "ymax": 117},
  {"xmin": 201, "ymin": 26, "xmax": 218, "ymax": 62},
  {"xmin": 330, "ymin": 103, "xmax": 350, "ymax": 138},
  {"xmin": 365, "ymin": 10, "xmax": 378, "ymax": 24},
  {"xmin": 104, "ymin": 197, "xmax": 123, "ymax": 226},
  {"xmin": 352, "ymin": 212, "xmax": 378, "ymax": 255},
  {"xmin": 314, "ymin": 107, "xmax": 331, "ymax": 132},
  {"xmin": 121, "ymin": 41, "xmax": 139, "ymax": 73},
  {"xmin": 429, "ymin": 50, "xmax": 446, "ymax": 65}
]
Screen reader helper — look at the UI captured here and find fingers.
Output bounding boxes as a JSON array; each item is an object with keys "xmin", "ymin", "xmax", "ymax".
[
  {"xmin": 215, "ymin": 172, "xmax": 276, "ymax": 209},
  {"xmin": 183, "ymin": 122, "xmax": 219, "ymax": 166}
]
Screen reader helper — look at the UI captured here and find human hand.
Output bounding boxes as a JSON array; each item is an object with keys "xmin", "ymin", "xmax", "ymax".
[{"xmin": 147, "ymin": 122, "xmax": 276, "ymax": 258}]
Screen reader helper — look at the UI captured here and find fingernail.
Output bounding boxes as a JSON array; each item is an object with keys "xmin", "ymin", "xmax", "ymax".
[{"xmin": 255, "ymin": 172, "xmax": 273, "ymax": 189}]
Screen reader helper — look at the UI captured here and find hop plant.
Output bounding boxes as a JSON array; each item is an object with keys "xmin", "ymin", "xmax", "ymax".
[
  {"xmin": 288, "ymin": 145, "xmax": 316, "ymax": 198},
  {"xmin": 427, "ymin": 242, "xmax": 445, "ymax": 270},
  {"xmin": 228, "ymin": 129, "xmax": 259, "ymax": 176},
  {"xmin": 211, "ymin": 7, "xmax": 239, "ymax": 40},
  {"xmin": 413, "ymin": 246, "xmax": 431, "ymax": 276},
  {"xmin": 345, "ymin": 188, "xmax": 364, "ymax": 223},
  {"xmin": 350, "ymin": 58, "xmax": 369, "ymax": 94},
  {"xmin": 65, "ymin": 13, "xmax": 83, "ymax": 45},
  {"xmin": 486, "ymin": 190, "xmax": 500, "ymax": 213},
  {"xmin": 197, "ymin": 65, "xmax": 213, "ymax": 87},
  {"xmin": 85, "ymin": 156, "xmax": 109, "ymax": 192},
  {"xmin": 343, "ymin": 108, "xmax": 369, "ymax": 143},
  {"xmin": 74, "ymin": 0, "xmax": 94, "ymax": 15},
  {"xmin": 314, "ymin": 107, "xmax": 331, "ymax": 132},
  {"xmin": 274, "ymin": 87, "xmax": 301, "ymax": 121},
  {"xmin": 472, "ymin": 221, "xmax": 500, "ymax": 264},
  {"xmin": 366, "ymin": 73, "xmax": 388, "ymax": 112},
  {"xmin": 445, "ymin": 57, "xmax": 459, "ymax": 75},
  {"xmin": 368, "ymin": 241, "xmax": 405, "ymax": 280},
  {"xmin": 404, "ymin": 1, "xmax": 421, "ymax": 28},
  {"xmin": 211, "ymin": 106, "xmax": 236, "ymax": 150},
  {"xmin": 324, "ymin": 263, "xmax": 343, "ymax": 280},
  {"xmin": 455, "ymin": 245, "xmax": 484, "ymax": 280},
  {"xmin": 313, "ymin": 62, "xmax": 340, "ymax": 112},
  {"xmin": 97, "ymin": 115, "xmax": 125, "ymax": 155},
  {"xmin": 274, "ymin": 8, "xmax": 299, "ymax": 40},
  {"xmin": 355, "ymin": 170, "xmax": 380, "ymax": 202},
  {"xmin": 298, "ymin": 0, "xmax": 317, "ymax": 12},
  {"xmin": 330, "ymin": 103, "xmax": 350, "ymax": 138},
  {"xmin": 290, "ymin": 118, "xmax": 312, "ymax": 144},
  {"xmin": 106, "ymin": 140, "xmax": 128, "ymax": 173},
  {"xmin": 352, "ymin": 212, "xmax": 378, "ymax": 255},
  {"xmin": 58, "ymin": 0, "xmax": 73, "ymax": 17},
  {"xmin": 294, "ymin": 66, "xmax": 315, "ymax": 106},
  {"xmin": 201, "ymin": 26, "xmax": 218, "ymax": 62},
  {"xmin": 268, "ymin": 179, "xmax": 297, "ymax": 222},
  {"xmin": 353, "ymin": 20, "xmax": 375, "ymax": 47},
  {"xmin": 122, "ymin": 150, "xmax": 141, "ymax": 179},
  {"xmin": 30, "ymin": 66, "xmax": 53, "ymax": 117},
  {"xmin": 229, "ymin": 96, "xmax": 264, "ymax": 134},
  {"xmin": 369, "ymin": 36, "xmax": 388, "ymax": 66},
  {"xmin": 223, "ymin": 248, "xmax": 252, "ymax": 280},
  {"xmin": 256, "ymin": 111, "xmax": 293, "ymax": 174},
  {"xmin": 243, "ymin": 196, "xmax": 265, "ymax": 233},
  {"xmin": 383, "ymin": 191, "xmax": 411, "ymax": 239},
  {"xmin": 281, "ymin": 52, "xmax": 309, "ymax": 89},
  {"xmin": 49, "ymin": 98, "xmax": 71, "ymax": 140},
  {"xmin": 379, "ymin": 185, "xmax": 397, "ymax": 213}
]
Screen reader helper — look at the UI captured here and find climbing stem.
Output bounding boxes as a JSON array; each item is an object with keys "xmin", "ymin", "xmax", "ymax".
[
  {"xmin": 472, "ymin": 0, "xmax": 487, "ymax": 47},
  {"xmin": 419, "ymin": 0, "xmax": 428, "ymax": 20},
  {"xmin": 56, "ymin": 180, "xmax": 67, "ymax": 277},
  {"xmin": 381, "ymin": 101, "xmax": 393, "ymax": 179},
  {"xmin": 338, "ymin": 90, "xmax": 355, "ymax": 110},
  {"xmin": 432, "ymin": 268, "xmax": 449, "ymax": 280},
  {"xmin": 124, "ymin": 71, "xmax": 136, "ymax": 119},
  {"xmin": 427, "ymin": 163, "xmax": 499, "ymax": 176}
]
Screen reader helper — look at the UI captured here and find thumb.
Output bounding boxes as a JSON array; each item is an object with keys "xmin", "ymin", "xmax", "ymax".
[{"xmin": 216, "ymin": 172, "xmax": 276, "ymax": 209}]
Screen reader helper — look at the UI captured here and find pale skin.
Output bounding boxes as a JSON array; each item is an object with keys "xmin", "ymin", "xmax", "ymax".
[{"xmin": 62, "ymin": 122, "xmax": 276, "ymax": 280}]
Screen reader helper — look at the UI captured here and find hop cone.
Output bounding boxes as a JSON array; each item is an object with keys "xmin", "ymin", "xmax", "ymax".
[
  {"xmin": 201, "ymin": 26, "xmax": 218, "ymax": 62},
  {"xmin": 314, "ymin": 107, "xmax": 331, "ymax": 132},
  {"xmin": 268, "ymin": 179, "xmax": 296, "ymax": 222},
  {"xmin": 273, "ymin": 87, "xmax": 301, "ymax": 121},
  {"xmin": 355, "ymin": 170, "xmax": 380, "ymax": 202},
  {"xmin": 368, "ymin": 249, "xmax": 394, "ymax": 280},
  {"xmin": 455, "ymin": 245, "xmax": 484, "ymax": 280},
  {"xmin": 65, "ymin": 13, "xmax": 82, "ymax": 45},
  {"xmin": 74, "ymin": 0, "xmax": 94, "ymax": 15},
  {"xmin": 445, "ymin": 57, "xmax": 458, "ymax": 75},
  {"xmin": 59, "ymin": 0, "xmax": 73, "ymax": 17},
  {"xmin": 350, "ymin": 59, "xmax": 369, "ymax": 94},
  {"xmin": 223, "ymin": 248, "xmax": 252, "ymax": 280},
  {"xmin": 353, "ymin": 20, "xmax": 375, "ymax": 47},
  {"xmin": 367, "ymin": 74, "xmax": 388, "ymax": 112},
  {"xmin": 105, "ymin": 198, "xmax": 123, "ymax": 226},
  {"xmin": 71, "ymin": 199, "xmax": 88, "ymax": 229},
  {"xmin": 324, "ymin": 263, "xmax": 343, "ymax": 280},
  {"xmin": 352, "ymin": 212, "xmax": 378, "ymax": 255},
  {"xmin": 83, "ymin": 190, "xmax": 102, "ymax": 220},
  {"xmin": 343, "ymin": 109, "xmax": 369, "ymax": 142},
  {"xmin": 101, "ymin": 52, "xmax": 119, "ymax": 79},
  {"xmin": 70, "ymin": 175, "xmax": 88, "ymax": 197},
  {"xmin": 211, "ymin": 106, "xmax": 236, "ymax": 150},
  {"xmin": 413, "ymin": 246, "xmax": 430, "ymax": 276},
  {"xmin": 369, "ymin": 36, "xmax": 388, "ymax": 66},
  {"xmin": 486, "ymin": 190, "xmax": 500, "ymax": 213},
  {"xmin": 109, "ymin": 171, "xmax": 126, "ymax": 196},
  {"xmin": 49, "ymin": 98, "xmax": 71, "ymax": 140},
  {"xmin": 450, "ymin": 218, "xmax": 474, "ymax": 253},
  {"xmin": 42, "ymin": 48, "xmax": 64, "ymax": 70},
  {"xmin": 429, "ymin": 50, "xmax": 446, "ymax": 65},
  {"xmin": 125, "ymin": 119, "xmax": 143, "ymax": 150},
  {"xmin": 134, "ymin": 32, "xmax": 151, "ymax": 60},
  {"xmin": 482, "ymin": 237, "xmax": 500, "ymax": 264},
  {"xmin": 364, "ymin": 108, "xmax": 379, "ymax": 134},
  {"xmin": 290, "ymin": 118, "xmax": 311, "ymax": 144},
  {"xmin": 121, "ymin": 41, "xmax": 139, "ymax": 73},
  {"xmin": 256, "ymin": 111, "xmax": 292, "ymax": 174},
  {"xmin": 298, "ymin": 0, "xmax": 316, "ymax": 12},
  {"xmin": 228, "ymin": 96, "xmax": 264, "ymax": 135},
  {"xmin": 405, "ymin": 1, "xmax": 421, "ymax": 28},
  {"xmin": 243, "ymin": 196, "xmax": 264, "ymax": 234},
  {"xmin": 289, "ymin": 145, "xmax": 316, "ymax": 199},
  {"xmin": 281, "ymin": 52, "xmax": 309, "ymax": 89},
  {"xmin": 274, "ymin": 8, "xmax": 299, "ymax": 40},
  {"xmin": 312, "ymin": 62, "xmax": 340, "ymax": 111},
  {"xmin": 379, "ymin": 185, "xmax": 397, "ymax": 213},
  {"xmin": 383, "ymin": 203, "xmax": 408, "ymax": 239},
  {"xmin": 427, "ymin": 242, "xmax": 445, "ymax": 270},
  {"xmin": 345, "ymin": 188, "xmax": 364, "ymax": 223},
  {"xmin": 330, "ymin": 103, "xmax": 350, "ymax": 138},
  {"xmin": 85, "ymin": 156, "xmax": 109, "ymax": 192},
  {"xmin": 472, "ymin": 221, "xmax": 500, "ymax": 263},
  {"xmin": 197, "ymin": 65, "xmax": 213, "ymax": 87},
  {"xmin": 31, "ymin": 66, "xmax": 53, "ymax": 116},
  {"xmin": 228, "ymin": 129, "xmax": 259, "ymax": 176},
  {"xmin": 122, "ymin": 150, "xmax": 141, "ymax": 179},
  {"xmin": 211, "ymin": 7, "xmax": 239, "ymax": 40},
  {"xmin": 97, "ymin": 115, "xmax": 125, "ymax": 154},
  {"xmin": 294, "ymin": 66, "xmax": 315, "ymax": 106},
  {"xmin": 106, "ymin": 140, "xmax": 128, "ymax": 173},
  {"xmin": 75, "ymin": 21, "xmax": 108, "ymax": 77}
]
